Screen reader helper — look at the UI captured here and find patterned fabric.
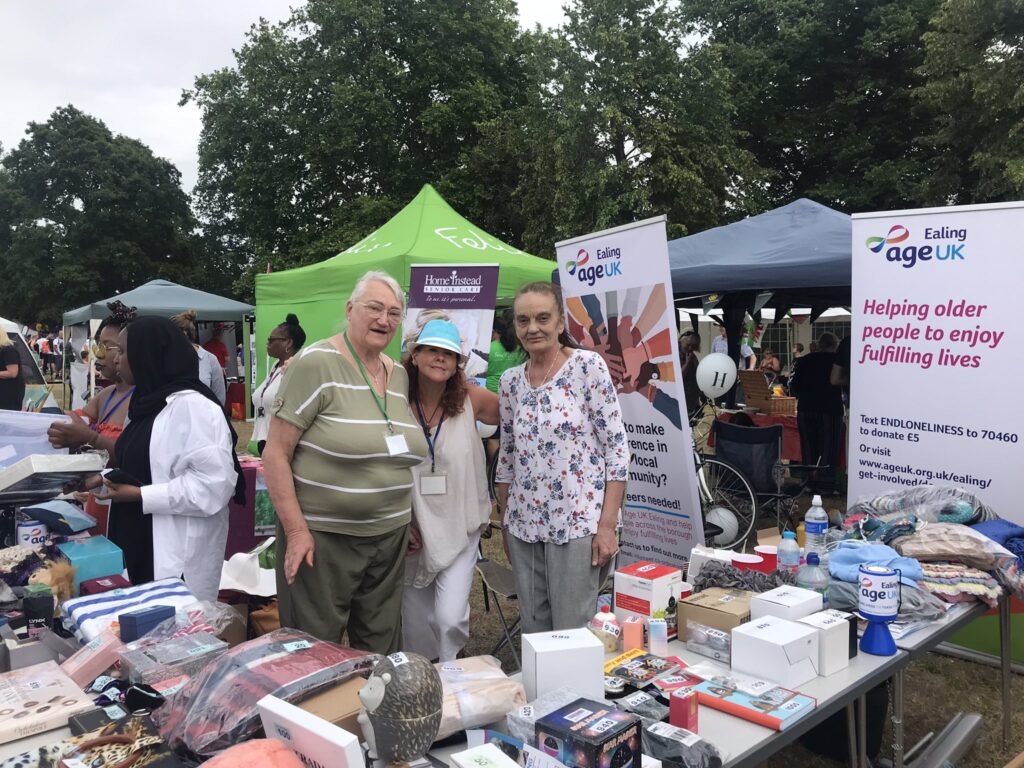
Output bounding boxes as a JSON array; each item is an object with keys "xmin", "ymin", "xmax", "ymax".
[
  {"xmin": 856, "ymin": 512, "xmax": 918, "ymax": 544},
  {"xmin": 848, "ymin": 486, "xmax": 993, "ymax": 525},
  {"xmin": 918, "ymin": 562, "xmax": 1003, "ymax": 607},
  {"xmin": 690, "ymin": 559, "xmax": 796, "ymax": 593},
  {"xmin": 496, "ymin": 349, "xmax": 629, "ymax": 545}
]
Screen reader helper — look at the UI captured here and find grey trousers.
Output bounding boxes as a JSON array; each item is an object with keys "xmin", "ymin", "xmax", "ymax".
[{"xmin": 507, "ymin": 534, "xmax": 613, "ymax": 633}]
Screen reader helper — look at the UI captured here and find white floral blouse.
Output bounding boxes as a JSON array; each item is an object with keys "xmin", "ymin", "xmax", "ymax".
[{"xmin": 496, "ymin": 349, "xmax": 629, "ymax": 544}]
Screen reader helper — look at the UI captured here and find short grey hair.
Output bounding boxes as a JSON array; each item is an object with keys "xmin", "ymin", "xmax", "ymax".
[{"xmin": 351, "ymin": 270, "xmax": 405, "ymax": 310}]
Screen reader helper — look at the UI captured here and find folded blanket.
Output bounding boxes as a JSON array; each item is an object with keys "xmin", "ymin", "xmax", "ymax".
[
  {"xmin": 62, "ymin": 578, "xmax": 196, "ymax": 642},
  {"xmin": 828, "ymin": 541, "xmax": 923, "ymax": 586},
  {"xmin": 918, "ymin": 562, "xmax": 1002, "ymax": 608}
]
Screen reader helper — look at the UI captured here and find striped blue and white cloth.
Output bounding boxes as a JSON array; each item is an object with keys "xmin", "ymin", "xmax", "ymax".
[{"xmin": 62, "ymin": 578, "xmax": 197, "ymax": 642}]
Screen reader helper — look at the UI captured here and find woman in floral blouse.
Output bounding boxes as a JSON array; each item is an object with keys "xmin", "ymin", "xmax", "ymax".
[{"xmin": 495, "ymin": 281, "xmax": 629, "ymax": 632}]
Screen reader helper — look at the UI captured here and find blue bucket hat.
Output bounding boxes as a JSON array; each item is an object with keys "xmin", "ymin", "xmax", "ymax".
[{"xmin": 411, "ymin": 319, "xmax": 466, "ymax": 363}]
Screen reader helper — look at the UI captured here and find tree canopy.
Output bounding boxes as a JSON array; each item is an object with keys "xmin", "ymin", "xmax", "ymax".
[
  {"xmin": 0, "ymin": 106, "xmax": 211, "ymax": 326},
  {"xmin": 4, "ymin": 0, "xmax": 1023, "ymax": 309}
]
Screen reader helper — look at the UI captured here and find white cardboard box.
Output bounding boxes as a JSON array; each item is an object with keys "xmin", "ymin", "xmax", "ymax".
[
  {"xmin": 613, "ymin": 561, "xmax": 684, "ymax": 638},
  {"xmin": 799, "ymin": 610, "xmax": 852, "ymax": 676},
  {"xmin": 522, "ymin": 628, "xmax": 604, "ymax": 701},
  {"xmin": 731, "ymin": 615, "xmax": 820, "ymax": 689},
  {"xmin": 258, "ymin": 694, "xmax": 363, "ymax": 768},
  {"xmin": 750, "ymin": 585, "xmax": 823, "ymax": 621}
]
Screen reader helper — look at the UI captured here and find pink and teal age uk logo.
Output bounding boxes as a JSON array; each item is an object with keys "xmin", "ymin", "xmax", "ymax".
[
  {"xmin": 865, "ymin": 224, "xmax": 909, "ymax": 253},
  {"xmin": 565, "ymin": 248, "xmax": 589, "ymax": 275},
  {"xmin": 865, "ymin": 224, "xmax": 966, "ymax": 268}
]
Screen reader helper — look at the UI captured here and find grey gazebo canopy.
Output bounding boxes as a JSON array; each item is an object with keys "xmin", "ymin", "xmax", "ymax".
[{"xmin": 63, "ymin": 279, "xmax": 255, "ymax": 326}]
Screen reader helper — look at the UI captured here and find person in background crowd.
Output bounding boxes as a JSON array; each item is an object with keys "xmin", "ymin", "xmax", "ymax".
[
  {"xmin": 203, "ymin": 325, "xmax": 229, "ymax": 373},
  {"xmin": 809, "ymin": 340, "xmax": 819, "ymax": 353},
  {"xmin": 38, "ymin": 333, "xmax": 52, "ymax": 380},
  {"xmin": 48, "ymin": 302, "xmax": 138, "ymax": 458},
  {"xmin": 792, "ymin": 342, "xmax": 805, "ymax": 359},
  {"xmin": 401, "ymin": 314, "xmax": 499, "ymax": 661},
  {"xmin": 0, "ymin": 327, "xmax": 25, "ymax": 411},
  {"xmin": 263, "ymin": 271, "xmax": 428, "ymax": 653},
  {"xmin": 759, "ymin": 347, "xmax": 781, "ymax": 385},
  {"xmin": 252, "ymin": 314, "xmax": 305, "ymax": 455},
  {"xmin": 679, "ymin": 328, "xmax": 702, "ymax": 417},
  {"xmin": 170, "ymin": 310, "xmax": 227, "ymax": 405},
  {"xmin": 789, "ymin": 332, "xmax": 843, "ymax": 494},
  {"xmin": 78, "ymin": 316, "xmax": 244, "ymax": 600},
  {"xmin": 831, "ymin": 336, "xmax": 851, "ymax": 392},
  {"xmin": 711, "ymin": 324, "xmax": 728, "ymax": 354},
  {"xmin": 483, "ymin": 308, "xmax": 524, "ymax": 460},
  {"xmin": 495, "ymin": 281, "xmax": 628, "ymax": 633}
]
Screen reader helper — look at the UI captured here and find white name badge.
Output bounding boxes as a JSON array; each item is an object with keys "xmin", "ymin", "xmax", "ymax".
[
  {"xmin": 420, "ymin": 472, "xmax": 448, "ymax": 495},
  {"xmin": 385, "ymin": 432, "xmax": 409, "ymax": 456}
]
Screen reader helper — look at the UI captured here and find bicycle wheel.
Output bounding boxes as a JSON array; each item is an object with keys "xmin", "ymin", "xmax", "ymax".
[{"xmin": 697, "ymin": 456, "xmax": 757, "ymax": 550}]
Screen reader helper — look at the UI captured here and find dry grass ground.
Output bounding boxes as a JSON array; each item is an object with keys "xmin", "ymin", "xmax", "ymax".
[{"xmin": 48, "ymin": 383, "xmax": 1019, "ymax": 766}]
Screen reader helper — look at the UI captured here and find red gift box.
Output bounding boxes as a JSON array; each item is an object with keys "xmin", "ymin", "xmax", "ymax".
[
  {"xmin": 80, "ymin": 574, "xmax": 131, "ymax": 595},
  {"xmin": 670, "ymin": 687, "xmax": 699, "ymax": 732}
]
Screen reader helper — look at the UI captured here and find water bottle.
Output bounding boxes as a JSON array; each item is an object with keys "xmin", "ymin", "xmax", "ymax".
[
  {"xmin": 777, "ymin": 531, "xmax": 801, "ymax": 574},
  {"xmin": 804, "ymin": 494, "xmax": 829, "ymax": 560},
  {"xmin": 796, "ymin": 552, "xmax": 829, "ymax": 607}
]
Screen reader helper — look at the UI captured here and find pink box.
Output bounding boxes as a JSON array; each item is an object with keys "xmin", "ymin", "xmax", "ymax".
[
  {"xmin": 60, "ymin": 629, "xmax": 124, "ymax": 687},
  {"xmin": 670, "ymin": 687, "xmax": 699, "ymax": 732},
  {"xmin": 622, "ymin": 615, "xmax": 644, "ymax": 652}
]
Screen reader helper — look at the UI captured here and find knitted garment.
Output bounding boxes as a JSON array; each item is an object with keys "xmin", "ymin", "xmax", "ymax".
[
  {"xmin": 918, "ymin": 562, "xmax": 1002, "ymax": 608},
  {"xmin": 691, "ymin": 559, "xmax": 796, "ymax": 593},
  {"xmin": 856, "ymin": 513, "xmax": 918, "ymax": 545}
]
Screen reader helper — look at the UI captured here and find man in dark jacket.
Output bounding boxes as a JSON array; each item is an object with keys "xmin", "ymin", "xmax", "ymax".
[{"xmin": 790, "ymin": 333, "xmax": 843, "ymax": 493}]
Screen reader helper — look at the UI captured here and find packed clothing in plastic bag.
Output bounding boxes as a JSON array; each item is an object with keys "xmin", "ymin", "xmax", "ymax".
[
  {"xmin": 827, "ymin": 579, "xmax": 947, "ymax": 622},
  {"xmin": 153, "ymin": 628, "xmax": 379, "ymax": 761},
  {"xmin": 435, "ymin": 655, "xmax": 526, "ymax": 740},
  {"xmin": 847, "ymin": 486, "xmax": 994, "ymax": 526}
]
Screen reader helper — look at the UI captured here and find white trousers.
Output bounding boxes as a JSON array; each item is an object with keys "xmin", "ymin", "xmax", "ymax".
[{"xmin": 402, "ymin": 529, "xmax": 482, "ymax": 662}]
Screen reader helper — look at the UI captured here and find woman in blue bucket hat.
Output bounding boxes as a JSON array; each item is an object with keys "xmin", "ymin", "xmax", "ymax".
[{"xmin": 401, "ymin": 313, "xmax": 499, "ymax": 661}]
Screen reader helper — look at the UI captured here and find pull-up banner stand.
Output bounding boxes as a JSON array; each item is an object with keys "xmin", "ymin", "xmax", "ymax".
[
  {"xmin": 849, "ymin": 201, "xmax": 1024, "ymax": 517},
  {"xmin": 556, "ymin": 216, "xmax": 703, "ymax": 569}
]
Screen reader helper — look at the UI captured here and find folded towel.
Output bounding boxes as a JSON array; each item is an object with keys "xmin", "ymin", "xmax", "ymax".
[{"xmin": 828, "ymin": 541, "xmax": 923, "ymax": 586}]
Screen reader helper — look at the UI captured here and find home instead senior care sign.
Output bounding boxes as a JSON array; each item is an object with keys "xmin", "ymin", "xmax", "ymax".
[
  {"xmin": 556, "ymin": 216, "xmax": 703, "ymax": 569},
  {"xmin": 849, "ymin": 202, "xmax": 1024, "ymax": 518}
]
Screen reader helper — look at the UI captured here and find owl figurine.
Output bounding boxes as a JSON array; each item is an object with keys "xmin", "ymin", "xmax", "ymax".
[{"xmin": 357, "ymin": 652, "xmax": 443, "ymax": 764}]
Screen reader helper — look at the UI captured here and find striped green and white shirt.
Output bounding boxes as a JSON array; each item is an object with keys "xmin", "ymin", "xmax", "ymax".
[{"xmin": 272, "ymin": 339, "xmax": 429, "ymax": 536}]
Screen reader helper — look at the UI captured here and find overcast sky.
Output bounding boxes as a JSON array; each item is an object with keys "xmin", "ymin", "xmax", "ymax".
[{"xmin": 0, "ymin": 0, "xmax": 567, "ymax": 193}]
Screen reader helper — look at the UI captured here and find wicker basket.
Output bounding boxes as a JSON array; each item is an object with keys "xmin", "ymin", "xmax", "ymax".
[{"xmin": 737, "ymin": 370, "xmax": 797, "ymax": 416}]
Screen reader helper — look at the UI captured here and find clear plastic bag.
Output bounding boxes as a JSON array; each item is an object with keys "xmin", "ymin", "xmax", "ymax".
[
  {"xmin": 827, "ymin": 579, "xmax": 947, "ymax": 621},
  {"xmin": 848, "ymin": 486, "xmax": 993, "ymax": 526},
  {"xmin": 435, "ymin": 655, "xmax": 526, "ymax": 740},
  {"xmin": 152, "ymin": 628, "xmax": 379, "ymax": 761},
  {"xmin": 506, "ymin": 687, "xmax": 614, "ymax": 745},
  {"xmin": 643, "ymin": 721, "xmax": 723, "ymax": 768},
  {"xmin": 138, "ymin": 600, "xmax": 244, "ymax": 644}
]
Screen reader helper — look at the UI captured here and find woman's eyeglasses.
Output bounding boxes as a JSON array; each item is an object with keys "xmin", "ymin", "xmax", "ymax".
[
  {"xmin": 357, "ymin": 301, "xmax": 405, "ymax": 324},
  {"xmin": 90, "ymin": 341, "xmax": 121, "ymax": 360}
]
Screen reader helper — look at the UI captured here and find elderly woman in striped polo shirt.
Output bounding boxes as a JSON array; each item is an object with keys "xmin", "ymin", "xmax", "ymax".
[{"xmin": 263, "ymin": 271, "xmax": 428, "ymax": 654}]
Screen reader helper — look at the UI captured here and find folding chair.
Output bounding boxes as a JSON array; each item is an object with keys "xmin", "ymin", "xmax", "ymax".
[
  {"xmin": 475, "ymin": 541, "xmax": 521, "ymax": 671},
  {"xmin": 711, "ymin": 419, "xmax": 818, "ymax": 532}
]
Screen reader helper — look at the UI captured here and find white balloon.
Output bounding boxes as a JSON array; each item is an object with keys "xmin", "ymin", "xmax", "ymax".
[{"xmin": 696, "ymin": 353, "xmax": 737, "ymax": 398}]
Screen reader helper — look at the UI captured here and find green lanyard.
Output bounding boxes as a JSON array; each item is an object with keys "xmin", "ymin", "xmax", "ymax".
[{"xmin": 343, "ymin": 333, "xmax": 393, "ymax": 433}]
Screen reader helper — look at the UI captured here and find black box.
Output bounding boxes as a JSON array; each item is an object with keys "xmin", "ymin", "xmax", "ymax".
[{"xmin": 535, "ymin": 698, "xmax": 641, "ymax": 768}]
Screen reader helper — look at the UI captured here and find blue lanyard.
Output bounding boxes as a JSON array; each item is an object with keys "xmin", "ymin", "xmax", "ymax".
[
  {"xmin": 414, "ymin": 399, "xmax": 446, "ymax": 472},
  {"xmin": 97, "ymin": 386, "xmax": 135, "ymax": 427}
]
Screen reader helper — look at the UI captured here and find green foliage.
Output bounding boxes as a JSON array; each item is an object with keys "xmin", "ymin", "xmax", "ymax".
[
  {"xmin": 917, "ymin": 0, "xmax": 1024, "ymax": 203},
  {"xmin": 0, "ymin": 106, "xmax": 214, "ymax": 326}
]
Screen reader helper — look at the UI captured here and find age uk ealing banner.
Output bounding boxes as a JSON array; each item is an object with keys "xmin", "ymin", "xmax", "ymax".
[
  {"xmin": 556, "ymin": 216, "xmax": 704, "ymax": 569},
  {"xmin": 849, "ymin": 202, "xmax": 1024, "ymax": 520}
]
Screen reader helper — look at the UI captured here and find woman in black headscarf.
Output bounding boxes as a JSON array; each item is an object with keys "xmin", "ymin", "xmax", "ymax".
[{"xmin": 89, "ymin": 316, "xmax": 244, "ymax": 600}]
